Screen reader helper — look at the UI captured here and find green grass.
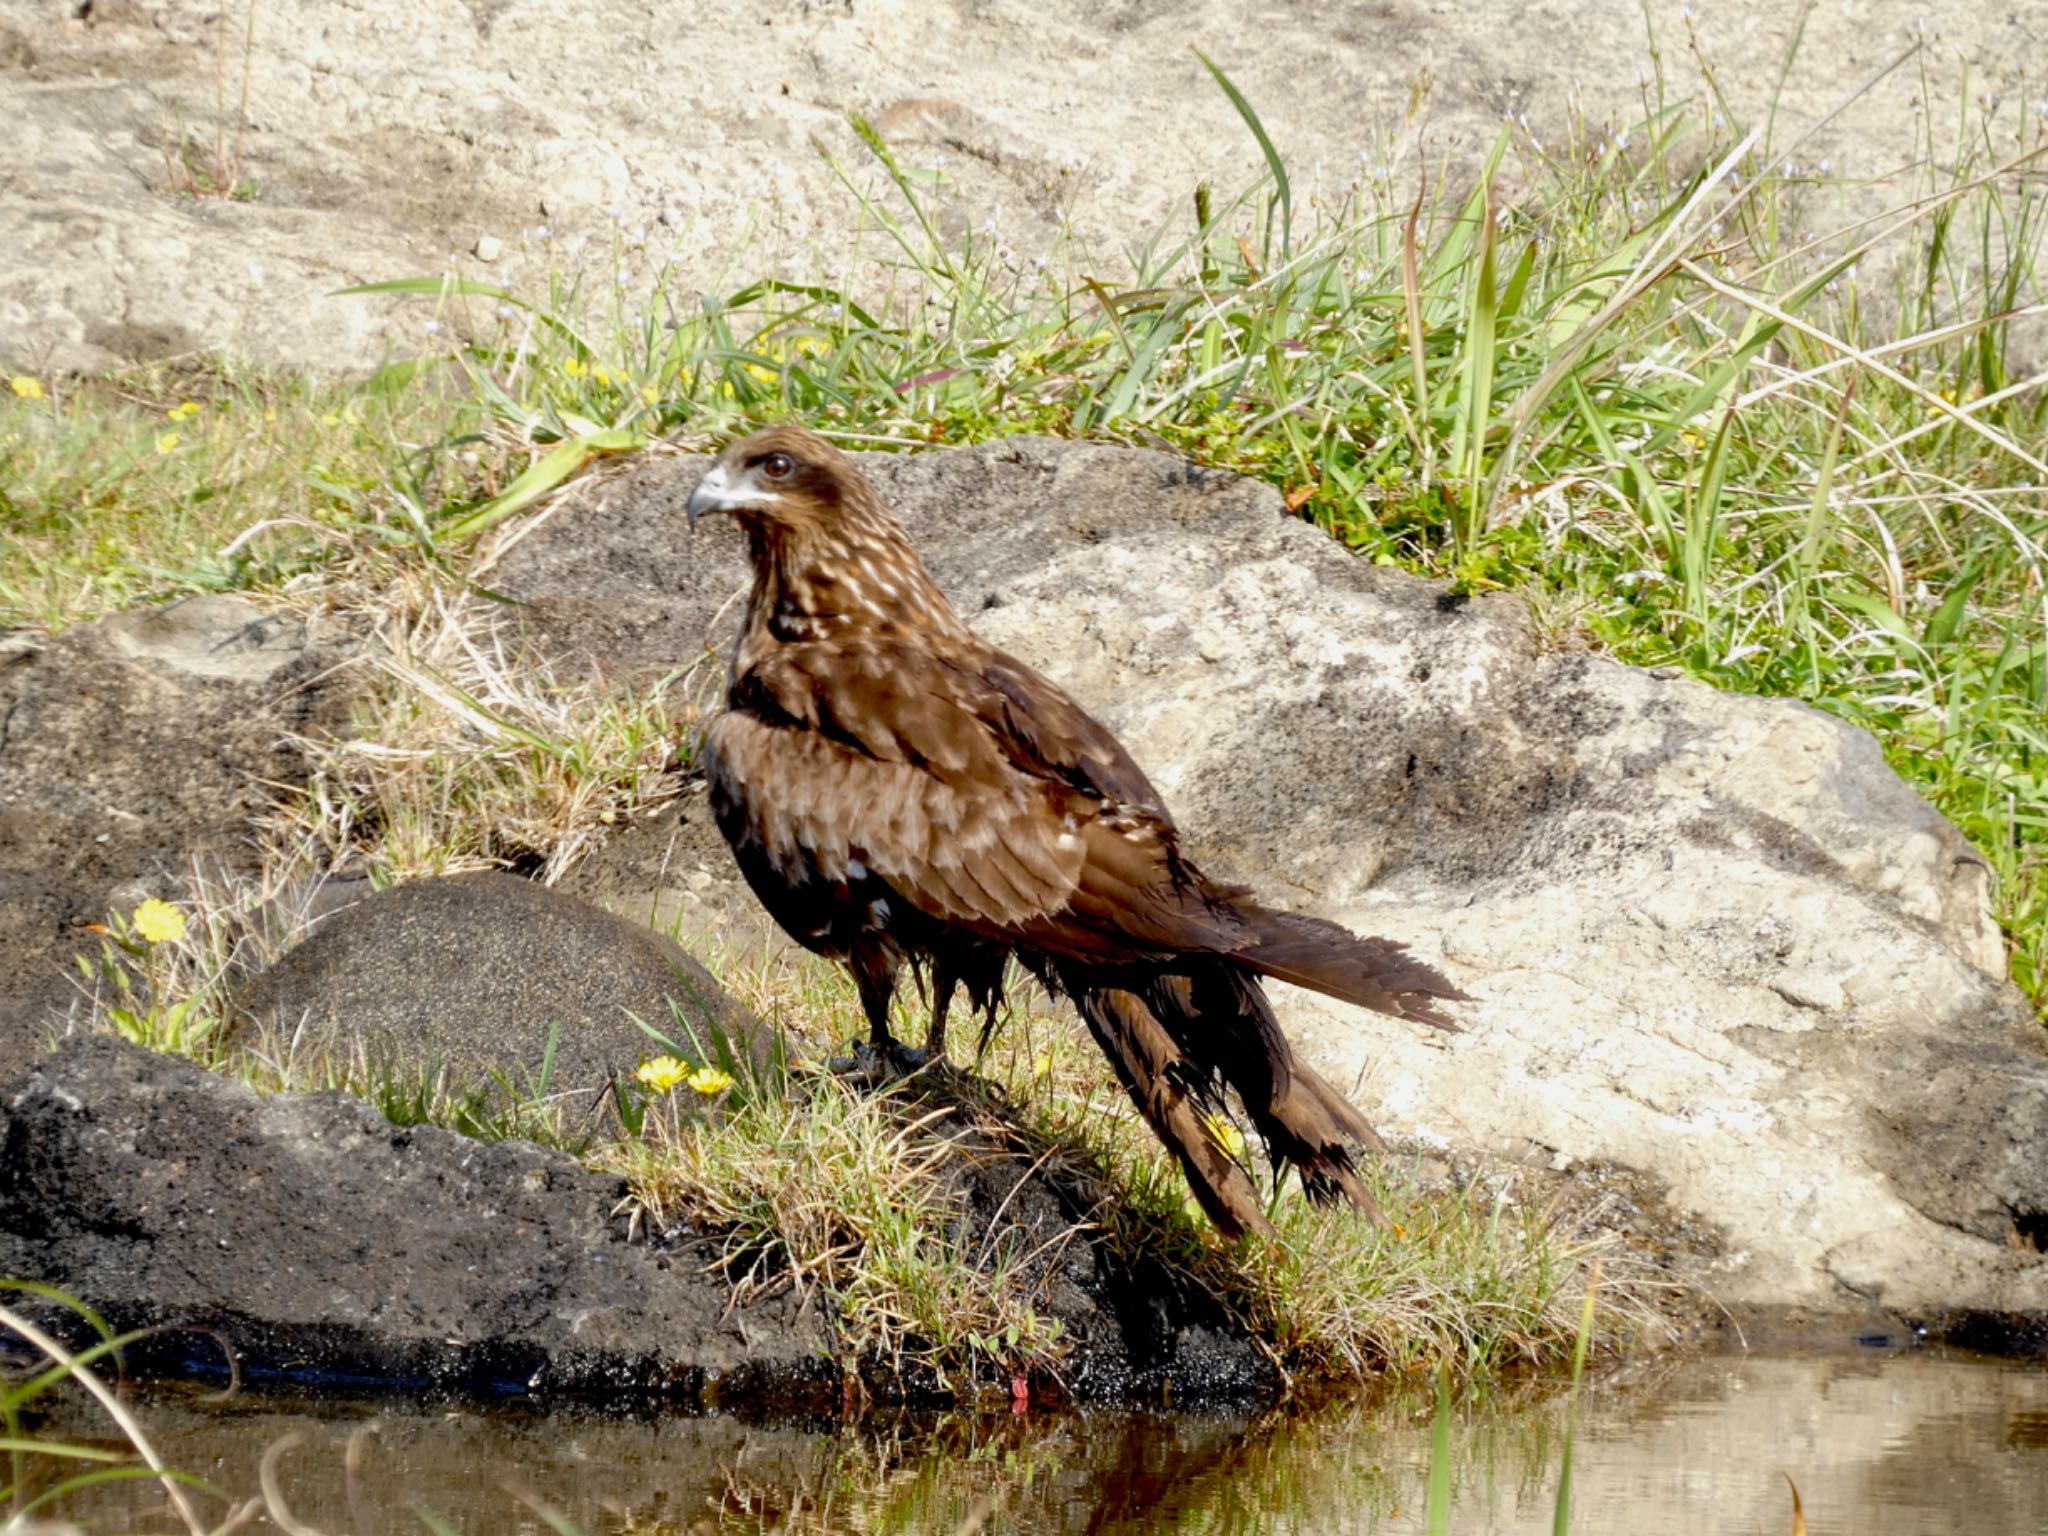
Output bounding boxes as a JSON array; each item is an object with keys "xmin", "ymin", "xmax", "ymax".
[{"xmin": 602, "ymin": 957, "xmax": 1627, "ymax": 1396}]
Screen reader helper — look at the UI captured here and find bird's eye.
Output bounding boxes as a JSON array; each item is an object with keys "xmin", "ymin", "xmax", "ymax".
[{"xmin": 761, "ymin": 452, "xmax": 796, "ymax": 481}]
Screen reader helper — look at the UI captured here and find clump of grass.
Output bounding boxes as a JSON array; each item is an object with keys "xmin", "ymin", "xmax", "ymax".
[
  {"xmin": 603, "ymin": 1060, "xmax": 1076, "ymax": 1396},
  {"xmin": 595, "ymin": 952, "xmax": 1640, "ymax": 1396}
]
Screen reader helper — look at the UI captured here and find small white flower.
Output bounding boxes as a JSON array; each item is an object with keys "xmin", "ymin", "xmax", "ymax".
[{"xmin": 423, "ymin": 319, "xmax": 442, "ymax": 334}]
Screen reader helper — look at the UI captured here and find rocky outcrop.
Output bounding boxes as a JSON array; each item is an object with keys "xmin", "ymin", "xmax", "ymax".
[
  {"xmin": 0, "ymin": 1035, "xmax": 1273, "ymax": 1404},
  {"xmin": 0, "ymin": 1034, "xmax": 834, "ymax": 1403},
  {"xmin": 0, "ymin": 594, "xmax": 359, "ymax": 1084},
  {"xmin": 236, "ymin": 871, "xmax": 772, "ymax": 1119},
  {"xmin": 502, "ymin": 436, "xmax": 2048, "ymax": 1340},
  {"xmin": 3, "ymin": 1, "xmax": 2038, "ymax": 375}
]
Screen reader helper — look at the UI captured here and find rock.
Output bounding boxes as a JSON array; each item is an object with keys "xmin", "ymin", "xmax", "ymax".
[
  {"xmin": 0, "ymin": 1034, "xmax": 1272, "ymax": 1404},
  {"xmin": 0, "ymin": 1035, "xmax": 832, "ymax": 1404},
  {"xmin": 235, "ymin": 871, "xmax": 772, "ymax": 1118},
  {"xmin": 2, "ymin": 0, "xmax": 2040, "ymax": 375},
  {"xmin": 495, "ymin": 436, "xmax": 2048, "ymax": 1342},
  {"xmin": 0, "ymin": 595, "xmax": 360, "ymax": 1085}
]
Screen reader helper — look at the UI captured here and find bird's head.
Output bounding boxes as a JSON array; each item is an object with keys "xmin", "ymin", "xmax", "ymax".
[
  {"xmin": 688, "ymin": 426, "xmax": 970, "ymax": 643},
  {"xmin": 686, "ymin": 426, "xmax": 865, "ymax": 531}
]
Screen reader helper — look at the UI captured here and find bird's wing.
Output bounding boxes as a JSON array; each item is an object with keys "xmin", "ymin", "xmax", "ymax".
[{"xmin": 715, "ymin": 637, "xmax": 1248, "ymax": 958}]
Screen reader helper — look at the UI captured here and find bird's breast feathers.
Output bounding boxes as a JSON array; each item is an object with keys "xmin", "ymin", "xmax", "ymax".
[{"xmin": 705, "ymin": 706, "xmax": 1086, "ymax": 931}]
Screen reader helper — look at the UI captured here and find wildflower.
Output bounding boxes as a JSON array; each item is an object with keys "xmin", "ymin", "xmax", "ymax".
[
  {"xmin": 593, "ymin": 366, "xmax": 613, "ymax": 387},
  {"xmin": 562, "ymin": 357, "xmax": 588, "ymax": 379},
  {"xmin": 686, "ymin": 1066, "xmax": 735, "ymax": 1097},
  {"xmin": 11, "ymin": 375, "xmax": 45, "ymax": 400},
  {"xmin": 1681, "ymin": 427, "xmax": 1706, "ymax": 450},
  {"xmin": 319, "ymin": 411, "xmax": 342, "ymax": 428},
  {"xmin": 1033, "ymin": 1052, "xmax": 1053, "ymax": 1078},
  {"xmin": 155, "ymin": 431, "xmax": 181, "ymax": 454},
  {"xmin": 132, "ymin": 899, "xmax": 188, "ymax": 945},
  {"xmin": 640, "ymin": 384, "xmax": 659, "ymax": 405},
  {"xmin": 635, "ymin": 1055, "xmax": 690, "ymax": 1093},
  {"xmin": 1204, "ymin": 1112, "xmax": 1247, "ymax": 1160},
  {"xmin": 423, "ymin": 319, "xmax": 442, "ymax": 335},
  {"xmin": 168, "ymin": 401, "xmax": 201, "ymax": 420}
]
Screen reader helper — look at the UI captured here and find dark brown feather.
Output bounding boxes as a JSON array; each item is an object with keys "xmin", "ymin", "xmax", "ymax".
[{"xmin": 689, "ymin": 426, "xmax": 1468, "ymax": 1235}]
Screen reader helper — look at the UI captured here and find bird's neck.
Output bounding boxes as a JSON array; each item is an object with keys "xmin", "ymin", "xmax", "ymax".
[{"xmin": 733, "ymin": 520, "xmax": 974, "ymax": 673}]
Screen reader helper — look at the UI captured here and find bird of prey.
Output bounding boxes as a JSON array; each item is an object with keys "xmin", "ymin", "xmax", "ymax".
[{"xmin": 685, "ymin": 427, "xmax": 1465, "ymax": 1237}]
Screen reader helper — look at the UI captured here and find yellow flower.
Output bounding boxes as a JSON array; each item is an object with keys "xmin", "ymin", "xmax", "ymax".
[
  {"xmin": 634, "ymin": 1055, "xmax": 689, "ymax": 1093},
  {"xmin": 1032, "ymin": 1052, "xmax": 1053, "ymax": 1078},
  {"xmin": 1680, "ymin": 427, "xmax": 1705, "ymax": 451},
  {"xmin": 167, "ymin": 401, "xmax": 201, "ymax": 421},
  {"xmin": 155, "ymin": 431, "xmax": 181, "ymax": 454},
  {"xmin": 640, "ymin": 384, "xmax": 659, "ymax": 406},
  {"xmin": 686, "ymin": 1066, "xmax": 736, "ymax": 1097},
  {"xmin": 10, "ymin": 375, "xmax": 44, "ymax": 400},
  {"xmin": 132, "ymin": 899, "xmax": 188, "ymax": 945},
  {"xmin": 1204, "ymin": 1112, "xmax": 1247, "ymax": 1161},
  {"xmin": 319, "ymin": 410, "xmax": 342, "ymax": 428},
  {"xmin": 593, "ymin": 366, "xmax": 613, "ymax": 387},
  {"xmin": 562, "ymin": 358, "xmax": 588, "ymax": 379}
]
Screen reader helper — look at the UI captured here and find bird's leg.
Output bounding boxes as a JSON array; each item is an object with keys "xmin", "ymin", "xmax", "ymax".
[
  {"xmin": 926, "ymin": 953, "xmax": 959, "ymax": 1065},
  {"xmin": 842, "ymin": 947, "xmax": 927, "ymax": 1079}
]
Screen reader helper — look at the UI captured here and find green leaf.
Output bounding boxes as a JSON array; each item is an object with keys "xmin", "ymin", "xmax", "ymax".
[
  {"xmin": 1922, "ymin": 562, "xmax": 1985, "ymax": 650},
  {"xmin": 1193, "ymin": 50, "xmax": 1290, "ymax": 259},
  {"xmin": 442, "ymin": 428, "xmax": 645, "ymax": 541}
]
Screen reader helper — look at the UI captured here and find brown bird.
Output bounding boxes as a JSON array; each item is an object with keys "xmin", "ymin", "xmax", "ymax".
[{"xmin": 686, "ymin": 427, "xmax": 1465, "ymax": 1237}]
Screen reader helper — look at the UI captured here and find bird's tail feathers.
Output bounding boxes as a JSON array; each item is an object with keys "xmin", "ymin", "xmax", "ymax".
[
  {"xmin": 1236, "ymin": 906, "xmax": 1466, "ymax": 1030},
  {"xmin": 1072, "ymin": 986, "xmax": 1273, "ymax": 1240},
  {"xmin": 1151, "ymin": 966, "xmax": 1388, "ymax": 1222}
]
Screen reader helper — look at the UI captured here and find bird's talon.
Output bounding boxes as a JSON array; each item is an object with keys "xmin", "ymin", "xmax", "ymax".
[{"xmin": 825, "ymin": 1040, "xmax": 930, "ymax": 1085}]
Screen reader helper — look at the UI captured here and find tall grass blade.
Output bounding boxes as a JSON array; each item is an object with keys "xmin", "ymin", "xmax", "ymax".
[{"xmin": 1192, "ymin": 51, "xmax": 1290, "ymax": 259}]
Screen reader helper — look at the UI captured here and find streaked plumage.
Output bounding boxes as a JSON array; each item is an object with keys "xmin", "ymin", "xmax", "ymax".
[{"xmin": 686, "ymin": 427, "xmax": 1466, "ymax": 1237}]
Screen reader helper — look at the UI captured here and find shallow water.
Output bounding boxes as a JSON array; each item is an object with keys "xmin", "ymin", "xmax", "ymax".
[{"xmin": 22, "ymin": 1349, "xmax": 2048, "ymax": 1533}]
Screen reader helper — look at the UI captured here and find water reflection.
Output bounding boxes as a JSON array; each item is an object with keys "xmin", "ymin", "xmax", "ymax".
[{"xmin": 23, "ymin": 1351, "xmax": 2048, "ymax": 1533}]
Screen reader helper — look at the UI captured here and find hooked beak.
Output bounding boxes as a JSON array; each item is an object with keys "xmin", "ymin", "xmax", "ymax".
[
  {"xmin": 685, "ymin": 466, "xmax": 727, "ymax": 527},
  {"xmin": 686, "ymin": 462, "xmax": 775, "ymax": 526}
]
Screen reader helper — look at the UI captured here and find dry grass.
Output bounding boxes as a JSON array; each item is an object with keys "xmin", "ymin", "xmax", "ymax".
[{"xmin": 269, "ymin": 579, "xmax": 702, "ymax": 886}]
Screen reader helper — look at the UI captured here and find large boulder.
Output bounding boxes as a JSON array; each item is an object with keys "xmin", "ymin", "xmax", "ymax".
[
  {"xmin": 2, "ymin": 1, "xmax": 2038, "ymax": 375},
  {"xmin": 497, "ymin": 436, "xmax": 2048, "ymax": 1341},
  {"xmin": 0, "ymin": 594, "xmax": 359, "ymax": 1084},
  {"xmin": 235, "ymin": 870, "xmax": 773, "ymax": 1116}
]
